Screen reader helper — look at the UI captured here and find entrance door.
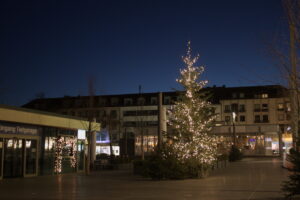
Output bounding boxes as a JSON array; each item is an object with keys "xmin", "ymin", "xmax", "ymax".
[
  {"xmin": 25, "ymin": 139, "xmax": 37, "ymax": 175},
  {"xmin": 3, "ymin": 138, "xmax": 24, "ymax": 178},
  {"xmin": 77, "ymin": 140, "xmax": 85, "ymax": 171}
]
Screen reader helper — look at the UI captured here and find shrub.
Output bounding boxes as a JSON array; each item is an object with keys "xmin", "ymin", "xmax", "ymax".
[
  {"xmin": 282, "ymin": 148, "xmax": 300, "ymax": 199},
  {"xmin": 229, "ymin": 145, "xmax": 243, "ymax": 162},
  {"xmin": 133, "ymin": 148, "xmax": 215, "ymax": 180}
]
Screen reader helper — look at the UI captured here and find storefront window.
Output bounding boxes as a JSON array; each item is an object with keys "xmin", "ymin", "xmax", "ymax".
[{"xmin": 25, "ymin": 139, "xmax": 37, "ymax": 174}]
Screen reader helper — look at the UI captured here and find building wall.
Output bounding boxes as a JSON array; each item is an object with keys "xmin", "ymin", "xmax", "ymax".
[{"xmin": 23, "ymin": 85, "xmax": 292, "ymax": 157}]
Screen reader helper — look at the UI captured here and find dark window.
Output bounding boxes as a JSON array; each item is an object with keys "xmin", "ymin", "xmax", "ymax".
[
  {"xmin": 239, "ymin": 93, "xmax": 245, "ymax": 98},
  {"xmin": 164, "ymin": 96, "xmax": 171, "ymax": 104},
  {"xmin": 98, "ymin": 98, "xmax": 106, "ymax": 106},
  {"xmin": 239, "ymin": 104, "xmax": 245, "ymax": 112},
  {"xmin": 137, "ymin": 97, "xmax": 145, "ymax": 105},
  {"xmin": 224, "ymin": 105, "xmax": 231, "ymax": 113},
  {"xmin": 254, "ymin": 104, "xmax": 260, "ymax": 112},
  {"xmin": 278, "ymin": 114, "xmax": 284, "ymax": 121},
  {"xmin": 240, "ymin": 115, "xmax": 245, "ymax": 122},
  {"xmin": 262, "ymin": 104, "xmax": 268, "ymax": 112},
  {"xmin": 231, "ymin": 104, "xmax": 238, "ymax": 112},
  {"xmin": 225, "ymin": 116, "xmax": 231, "ymax": 122},
  {"xmin": 123, "ymin": 111, "xmax": 136, "ymax": 116},
  {"xmin": 232, "ymin": 93, "xmax": 237, "ymax": 98},
  {"xmin": 148, "ymin": 110, "xmax": 158, "ymax": 115},
  {"xmin": 150, "ymin": 97, "xmax": 157, "ymax": 105},
  {"xmin": 254, "ymin": 115, "xmax": 260, "ymax": 123},
  {"xmin": 111, "ymin": 98, "xmax": 119, "ymax": 106},
  {"xmin": 262, "ymin": 115, "xmax": 269, "ymax": 123},
  {"xmin": 124, "ymin": 98, "xmax": 133, "ymax": 106},
  {"xmin": 123, "ymin": 121, "xmax": 136, "ymax": 127},
  {"xmin": 110, "ymin": 110, "xmax": 117, "ymax": 118}
]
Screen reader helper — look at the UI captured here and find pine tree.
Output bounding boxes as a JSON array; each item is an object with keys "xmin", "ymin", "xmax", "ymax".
[
  {"xmin": 167, "ymin": 41, "xmax": 218, "ymax": 172},
  {"xmin": 282, "ymin": 146, "xmax": 300, "ymax": 199}
]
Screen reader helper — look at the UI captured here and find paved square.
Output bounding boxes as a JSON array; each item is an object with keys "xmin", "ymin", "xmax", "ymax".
[{"xmin": 0, "ymin": 157, "xmax": 289, "ymax": 200}]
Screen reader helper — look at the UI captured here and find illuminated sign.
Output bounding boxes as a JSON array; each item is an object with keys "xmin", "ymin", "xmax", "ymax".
[
  {"xmin": 77, "ymin": 129, "xmax": 86, "ymax": 140},
  {"xmin": 96, "ymin": 145, "xmax": 120, "ymax": 156}
]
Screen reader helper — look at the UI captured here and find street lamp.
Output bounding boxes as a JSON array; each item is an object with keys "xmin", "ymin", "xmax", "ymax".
[{"xmin": 232, "ymin": 112, "xmax": 236, "ymax": 146}]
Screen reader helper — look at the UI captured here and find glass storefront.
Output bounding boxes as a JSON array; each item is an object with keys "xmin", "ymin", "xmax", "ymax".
[
  {"xmin": 135, "ymin": 135, "xmax": 158, "ymax": 156},
  {"xmin": 0, "ymin": 122, "xmax": 88, "ymax": 178},
  {"xmin": 3, "ymin": 138, "xmax": 23, "ymax": 178},
  {"xmin": 25, "ymin": 139, "xmax": 37, "ymax": 175},
  {"xmin": 216, "ymin": 132, "xmax": 281, "ymax": 156}
]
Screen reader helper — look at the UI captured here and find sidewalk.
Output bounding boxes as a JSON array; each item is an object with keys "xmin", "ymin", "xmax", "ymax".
[{"xmin": 0, "ymin": 157, "xmax": 289, "ymax": 200}]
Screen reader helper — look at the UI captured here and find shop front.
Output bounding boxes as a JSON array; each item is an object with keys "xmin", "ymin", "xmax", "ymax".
[
  {"xmin": 0, "ymin": 122, "xmax": 40, "ymax": 179},
  {"xmin": 0, "ymin": 105, "xmax": 100, "ymax": 179},
  {"xmin": 213, "ymin": 124, "xmax": 283, "ymax": 156}
]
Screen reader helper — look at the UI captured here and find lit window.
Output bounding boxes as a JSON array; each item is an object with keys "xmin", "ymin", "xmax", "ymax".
[
  {"xmin": 286, "ymin": 102, "xmax": 291, "ymax": 112},
  {"xmin": 262, "ymin": 93, "xmax": 268, "ymax": 98},
  {"xmin": 278, "ymin": 103, "xmax": 284, "ymax": 111}
]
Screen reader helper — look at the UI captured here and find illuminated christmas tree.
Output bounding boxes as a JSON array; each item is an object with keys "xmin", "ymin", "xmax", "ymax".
[{"xmin": 167, "ymin": 42, "xmax": 218, "ymax": 173}]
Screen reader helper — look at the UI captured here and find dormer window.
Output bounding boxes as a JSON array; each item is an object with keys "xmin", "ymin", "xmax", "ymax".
[
  {"xmin": 150, "ymin": 97, "xmax": 157, "ymax": 105},
  {"xmin": 124, "ymin": 98, "xmax": 133, "ymax": 106},
  {"xmin": 138, "ymin": 97, "xmax": 145, "ymax": 105},
  {"xmin": 164, "ymin": 96, "xmax": 171, "ymax": 104},
  {"xmin": 111, "ymin": 97, "xmax": 119, "ymax": 106}
]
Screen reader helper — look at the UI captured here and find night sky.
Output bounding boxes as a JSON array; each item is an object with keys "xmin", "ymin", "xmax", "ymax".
[{"xmin": 1, "ymin": 0, "xmax": 287, "ymax": 106}]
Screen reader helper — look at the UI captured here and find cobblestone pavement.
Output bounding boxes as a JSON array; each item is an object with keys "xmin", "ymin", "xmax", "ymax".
[{"xmin": 0, "ymin": 157, "xmax": 289, "ymax": 200}]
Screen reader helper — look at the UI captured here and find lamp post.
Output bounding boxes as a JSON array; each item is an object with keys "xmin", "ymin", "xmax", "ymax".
[{"xmin": 232, "ymin": 112, "xmax": 236, "ymax": 146}]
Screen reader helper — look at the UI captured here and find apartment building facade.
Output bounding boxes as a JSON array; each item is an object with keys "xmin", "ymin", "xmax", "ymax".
[{"xmin": 23, "ymin": 85, "xmax": 292, "ymax": 157}]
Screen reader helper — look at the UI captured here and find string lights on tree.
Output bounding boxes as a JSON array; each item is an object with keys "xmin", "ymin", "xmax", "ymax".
[
  {"xmin": 54, "ymin": 136, "xmax": 63, "ymax": 173},
  {"xmin": 54, "ymin": 136, "xmax": 78, "ymax": 173},
  {"xmin": 69, "ymin": 137, "xmax": 77, "ymax": 168},
  {"xmin": 167, "ymin": 41, "xmax": 218, "ymax": 168}
]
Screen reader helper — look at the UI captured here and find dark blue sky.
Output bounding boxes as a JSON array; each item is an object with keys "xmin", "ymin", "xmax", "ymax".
[{"xmin": 1, "ymin": 0, "xmax": 287, "ymax": 106}]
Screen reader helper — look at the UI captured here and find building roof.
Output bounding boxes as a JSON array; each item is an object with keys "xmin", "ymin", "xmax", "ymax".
[
  {"xmin": 0, "ymin": 104, "xmax": 100, "ymax": 131},
  {"xmin": 22, "ymin": 85, "xmax": 289, "ymax": 110}
]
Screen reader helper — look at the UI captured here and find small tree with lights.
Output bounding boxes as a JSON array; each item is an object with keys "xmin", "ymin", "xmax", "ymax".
[{"xmin": 166, "ymin": 41, "xmax": 218, "ymax": 178}]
